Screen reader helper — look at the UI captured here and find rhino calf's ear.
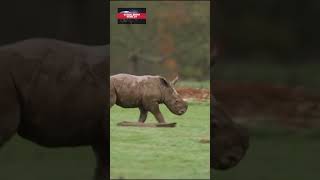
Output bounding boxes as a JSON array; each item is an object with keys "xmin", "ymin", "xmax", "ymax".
[
  {"xmin": 171, "ymin": 76, "xmax": 179, "ymax": 85},
  {"xmin": 160, "ymin": 77, "xmax": 170, "ymax": 87}
]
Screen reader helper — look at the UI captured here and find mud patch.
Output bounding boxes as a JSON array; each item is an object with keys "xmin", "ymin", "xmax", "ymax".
[
  {"xmin": 117, "ymin": 121, "xmax": 177, "ymax": 128},
  {"xmin": 199, "ymin": 138, "xmax": 210, "ymax": 143},
  {"xmin": 177, "ymin": 87, "xmax": 210, "ymax": 102}
]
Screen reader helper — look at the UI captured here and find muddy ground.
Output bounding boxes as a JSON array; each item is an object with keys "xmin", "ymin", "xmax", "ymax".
[{"xmin": 177, "ymin": 87, "xmax": 210, "ymax": 102}]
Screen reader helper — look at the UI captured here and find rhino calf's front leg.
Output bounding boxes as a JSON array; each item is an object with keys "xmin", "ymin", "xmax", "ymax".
[{"xmin": 149, "ymin": 105, "xmax": 166, "ymax": 123}]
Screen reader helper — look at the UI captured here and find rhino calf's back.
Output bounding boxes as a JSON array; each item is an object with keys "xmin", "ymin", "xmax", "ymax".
[{"xmin": 110, "ymin": 74, "xmax": 161, "ymax": 108}]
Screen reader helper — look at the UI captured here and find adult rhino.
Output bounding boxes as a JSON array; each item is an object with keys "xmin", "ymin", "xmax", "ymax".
[
  {"xmin": 210, "ymin": 49, "xmax": 249, "ymax": 170},
  {"xmin": 211, "ymin": 96, "xmax": 250, "ymax": 170},
  {"xmin": 0, "ymin": 38, "xmax": 108, "ymax": 180}
]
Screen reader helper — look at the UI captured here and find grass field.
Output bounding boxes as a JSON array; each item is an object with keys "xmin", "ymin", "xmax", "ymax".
[
  {"xmin": 177, "ymin": 80, "xmax": 210, "ymax": 89},
  {"xmin": 0, "ymin": 81, "xmax": 208, "ymax": 180},
  {"xmin": 0, "ymin": 136, "xmax": 95, "ymax": 180},
  {"xmin": 110, "ymin": 102, "xmax": 210, "ymax": 179},
  {"xmin": 213, "ymin": 127, "xmax": 320, "ymax": 180}
]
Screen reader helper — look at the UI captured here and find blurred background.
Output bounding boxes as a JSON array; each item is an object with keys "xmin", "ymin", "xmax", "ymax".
[
  {"xmin": 110, "ymin": 1, "xmax": 210, "ymax": 82},
  {"xmin": 213, "ymin": 0, "xmax": 320, "ymax": 179}
]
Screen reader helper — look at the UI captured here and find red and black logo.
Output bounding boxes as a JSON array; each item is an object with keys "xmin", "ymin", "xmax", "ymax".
[{"xmin": 117, "ymin": 8, "xmax": 146, "ymax": 24}]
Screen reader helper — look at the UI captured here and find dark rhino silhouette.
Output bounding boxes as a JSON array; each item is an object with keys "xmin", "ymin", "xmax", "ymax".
[
  {"xmin": 211, "ymin": 96, "xmax": 250, "ymax": 170},
  {"xmin": 211, "ymin": 50, "xmax": 249, "ymax": 170},
  {"xmin": 0, "ymin": 38, "xmax": 108, "ymax": 180}
]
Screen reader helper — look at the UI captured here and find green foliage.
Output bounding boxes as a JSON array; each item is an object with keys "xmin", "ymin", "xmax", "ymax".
[
  {"xmin": 110, "ymin": 103, "xmax": 210, "ymax": 179},
  {"xmin": 110, "ymin": 1, "xmax": 210, "ymax": 80}
]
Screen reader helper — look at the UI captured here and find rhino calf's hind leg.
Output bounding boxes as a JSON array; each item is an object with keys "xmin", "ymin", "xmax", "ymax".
[{"xmin": 138, "ymin": 107, "xmax": 148, "ymax": 123}]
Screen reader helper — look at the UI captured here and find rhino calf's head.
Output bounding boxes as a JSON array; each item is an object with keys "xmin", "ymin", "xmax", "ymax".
[{"xmin": 159, "ymin": 76, "xmax": 188, "ymax": 115}]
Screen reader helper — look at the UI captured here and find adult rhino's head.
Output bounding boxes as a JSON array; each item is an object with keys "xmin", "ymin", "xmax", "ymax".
[
  {"xmin": 159, "ymin": 76, "xmax": 188, "ymax": 115},
  {"xmin": 211, "ymin": 97, "xmax": 249, "ymax": 170}
]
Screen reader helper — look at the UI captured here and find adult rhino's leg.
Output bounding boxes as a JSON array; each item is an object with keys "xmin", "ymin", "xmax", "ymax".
[
  {"xmin": 92, "ymin": 143, "xmax": 108, "ymax": 180},
  {"xmin": 0, "ymin": 75, "xmax": 20, "ymax": 147},
  {"xmin": 138, "ymin": 107, "xmax": 148, "ymax": 123},
  {"xmin": 149, "ymin": 104, "xmax": 166, "ymax": 123}
]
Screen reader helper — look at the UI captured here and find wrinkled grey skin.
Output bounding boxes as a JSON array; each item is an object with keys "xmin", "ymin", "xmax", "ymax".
[
  {"xmin": 0, "ymin": 39, "xmax": 108, "ymax": 180},
  {"xmin": 211, "ymin": 96, "xmax": 250, "ymax": 170},
  {"xmin": 110, "ymin": 74, "xmax": 188, "ymax": 123}
]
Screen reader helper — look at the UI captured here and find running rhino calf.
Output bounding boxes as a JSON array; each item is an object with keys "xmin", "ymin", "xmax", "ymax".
[{"xmin": 110, "ymin": 74, "xmax": 188, "ymax": 123}]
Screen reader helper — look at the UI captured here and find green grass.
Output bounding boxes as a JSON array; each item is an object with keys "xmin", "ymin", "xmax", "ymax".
[
  {"xmin": 0, "ymin": 136, "xmax": 95, "ymax": 180},
  {"xmin": 177, "ymin": 80, "xmax": 210, "ymax": 89},
  {"xmin": 110, "ymin": 102, "xmax": 210, "ymax": 179},
  {"xmin": 212, "ymin": 127, "xmax": 320, "ymax": 180}
]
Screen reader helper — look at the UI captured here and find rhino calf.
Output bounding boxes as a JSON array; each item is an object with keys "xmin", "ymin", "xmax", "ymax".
[{"xmin": 110, "ymin": 74, "xmax": 188, "ymax": 123}]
